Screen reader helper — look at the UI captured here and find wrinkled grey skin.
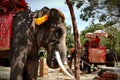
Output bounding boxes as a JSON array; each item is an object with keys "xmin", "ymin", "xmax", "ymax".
[{"xmin": 4, "ymin": 7, "xmax": 66, "ymax": 80}]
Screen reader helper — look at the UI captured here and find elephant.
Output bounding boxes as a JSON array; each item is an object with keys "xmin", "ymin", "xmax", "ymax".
[
  {"xmin": 0, "ymin": 7, "xmax": 74, "ymax": 80},
  {"xmin": 106, "ymin": 49, "xmax": 117, "ymax": 67},
  {"xmin": 80, "ymin": 48, "xmax": 117, "ymax": 73}
]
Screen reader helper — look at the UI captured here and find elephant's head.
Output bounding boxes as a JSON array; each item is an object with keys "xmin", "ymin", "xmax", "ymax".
[{"xmin": 34, "ymin": 7, "xmax": 67, "ymax": 69}]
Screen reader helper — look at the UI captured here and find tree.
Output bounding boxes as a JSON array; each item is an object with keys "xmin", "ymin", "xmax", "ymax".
[
  {"xmin": 66, "ymin": 0, "xmax": 81, "ymax": 79},
  {"xmin": 71, "ymin": 0, "xmax": 120, "ymax": 27}
]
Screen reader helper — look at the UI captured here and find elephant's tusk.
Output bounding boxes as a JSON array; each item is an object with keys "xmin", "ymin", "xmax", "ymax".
[{"xmin": 55, "ymin": 51, "xmax": 76, "ymax": 80}]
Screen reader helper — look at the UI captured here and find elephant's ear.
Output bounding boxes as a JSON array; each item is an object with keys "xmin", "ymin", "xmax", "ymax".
[
  {"xmin": 51, "ymin": 8, "xmax": 65, "ymax": 20},
  {"xmin": 34, "ymin": 15, "xmax": 48, "ymax": 25}
]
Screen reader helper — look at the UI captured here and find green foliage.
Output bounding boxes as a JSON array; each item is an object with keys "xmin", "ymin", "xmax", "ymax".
[
  {"xmin": 72, "ymin": 0, "xmax": 120, "ymax": 27},
  {"xmin": 39, "ymin": 47, "xmax": 47, "ymax": 58},
  {"xmin": 104, "ymin": 26, "xmax": 120, "ymax": 55},
  {"xmin": 66, "ymin": 25, "xmax": 74, "ymax": 55},
  {"xmin": 99, "ymin": 14, "xmax": 107, "ymax": 22},
  {"xmin": 66, "ymin": 25, "xmax": 74, "ymax": 49},
  {"xmin": 76, "ymin": 1, "xmax": 84, "ymax": 9}
]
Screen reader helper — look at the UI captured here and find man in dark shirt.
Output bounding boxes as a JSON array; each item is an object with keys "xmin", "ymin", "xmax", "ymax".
[
  {"xmin": 84, "ymin": 40, "xmax": 89, "ymax": 54},
  {"xmin": 94, "ymin": 36, "xmax": 100, "ymax": 47},
  {"xmin": 83, "ymin": 40, "xmax": 91, "ymax": 73}
]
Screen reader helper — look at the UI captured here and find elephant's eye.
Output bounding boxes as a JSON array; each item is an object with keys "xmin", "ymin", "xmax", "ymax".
[{"xmin": 54, "ymin": 28, "xmax": 63, "ymax": 38}]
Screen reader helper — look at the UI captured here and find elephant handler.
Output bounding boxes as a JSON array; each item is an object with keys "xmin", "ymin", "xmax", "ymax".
[
  {"xmin": 93, "ymin": 36, "xmax": 100, "ymax": 48},
  {"xmin": 67, "ymin": 47, "xmax": 75, "ymax": 69},
  {"xmin": 82, "ymin": 40, "xmax": 91, "ymax": 73}
]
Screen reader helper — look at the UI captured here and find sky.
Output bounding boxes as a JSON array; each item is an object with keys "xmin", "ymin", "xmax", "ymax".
[{"xmin": 26, "ymin": 0, "xmax": 91, "ymax": 32}]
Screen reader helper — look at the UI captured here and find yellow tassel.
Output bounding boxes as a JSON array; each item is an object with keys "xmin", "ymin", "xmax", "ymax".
[{"xmin": 35, "ymin": 15, "xmax": 48, "ymax": 25}]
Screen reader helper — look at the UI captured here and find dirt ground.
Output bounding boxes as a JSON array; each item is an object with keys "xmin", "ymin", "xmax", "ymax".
[
  {"xmin": 0, "ymin": 66, "xmax": 97, "ymax": 80},
  {"xmin": 0, "ymin": 62, "xmax": 119, "ymax": 80}
]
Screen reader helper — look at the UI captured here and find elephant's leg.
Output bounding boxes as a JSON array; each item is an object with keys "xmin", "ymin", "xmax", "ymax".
[
  {"xmin": 23, "ymin": 54, "xmax": 39, "ymax": 80},
  {"xmin": 10, "ymin": 49, "xmax": 28, "ymax": 80}
]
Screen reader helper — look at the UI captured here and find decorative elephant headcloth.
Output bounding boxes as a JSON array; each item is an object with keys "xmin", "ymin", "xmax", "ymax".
[{"xmin": 34, "ymin": 8, "xmax": 65, "ymax": 26}]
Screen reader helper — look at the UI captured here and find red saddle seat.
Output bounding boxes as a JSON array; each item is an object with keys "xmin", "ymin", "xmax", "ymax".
[
  {"xmin": 0, "ymin": 14, "xmax": 14, "ymax": 50},
  {"xmin": 0, "ymin": 0, "xmax": 28, "ymax": 51}
]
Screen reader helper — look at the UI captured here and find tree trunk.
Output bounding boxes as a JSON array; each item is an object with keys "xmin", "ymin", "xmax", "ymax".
[{"xmin": 66, "ymin": 0, "xmax": 81, "ymax": 80}]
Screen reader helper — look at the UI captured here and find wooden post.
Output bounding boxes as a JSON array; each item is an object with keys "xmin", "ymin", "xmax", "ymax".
[{"xmin": 38, "ymin": 58, "xmax": 48, "ymax": 77}]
